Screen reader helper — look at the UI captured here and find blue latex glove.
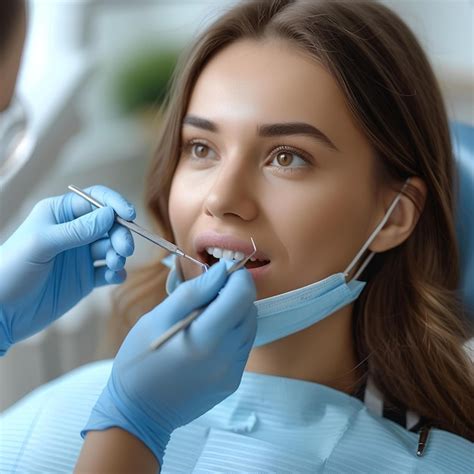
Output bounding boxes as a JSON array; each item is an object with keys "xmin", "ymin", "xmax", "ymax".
[
  {"xmin": 0, "ymin": 185, "xmax": 136, "ymax": 355},
  {"xmin": 82, "ymin": 261, "xmax": 257, "ymax": 466}
]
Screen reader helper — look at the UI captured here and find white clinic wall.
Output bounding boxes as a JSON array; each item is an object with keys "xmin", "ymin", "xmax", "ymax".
[
  {"xmin": 0, "ymin": 0, "xmax": 473, "ymax": 411},
  {"xmin": 380, "ymin": 0, "xmax": 474, "ymax": 124}
]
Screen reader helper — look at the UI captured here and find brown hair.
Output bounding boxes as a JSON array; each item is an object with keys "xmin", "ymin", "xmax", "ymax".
[
  {"xmin": 110, "ymin": 0, "xmax": 474, "ymax": 440},
  {"xmin": 0, "ymin": 0, "xmax": 24, "ymax": 57}
]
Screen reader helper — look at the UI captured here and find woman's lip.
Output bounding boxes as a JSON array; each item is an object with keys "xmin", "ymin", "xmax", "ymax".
[
  {"xmin": 194, "ymin": 230, "xmax": 270, "ymax": 261},
  {"xmin": 203, "ymin": 259, "xmax": 271, "ymax": 281}
]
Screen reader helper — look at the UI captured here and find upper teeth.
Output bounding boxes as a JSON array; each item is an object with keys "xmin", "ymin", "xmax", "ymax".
[{"xmin": 206, "ymin": 247, "xmax": 246, "ymax": 261}]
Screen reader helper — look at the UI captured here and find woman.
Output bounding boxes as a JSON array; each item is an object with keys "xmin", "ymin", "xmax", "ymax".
[
  {"xmin": 103, "ymin": 0, "xmax": 473, "ymax": 467},
  {"xmin": 113, "ymin": 0, "xmax": 473, "ymax": 439},
  {"xmin": 2, "ymin": 1, "xmax": 473, "ymax": 472}
]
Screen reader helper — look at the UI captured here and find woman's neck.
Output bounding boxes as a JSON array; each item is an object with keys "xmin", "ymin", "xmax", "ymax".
[{"xmin": 245, "ymin": 304, "xmax": 363, "ymax": 395}]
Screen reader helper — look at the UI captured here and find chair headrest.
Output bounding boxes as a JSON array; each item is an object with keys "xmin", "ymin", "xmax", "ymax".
[{"xmin": 452, "ymin": 122, "xmax": 474, "ymax": 323}]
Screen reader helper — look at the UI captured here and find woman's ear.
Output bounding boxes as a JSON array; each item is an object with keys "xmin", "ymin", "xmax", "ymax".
[{"xmin": 369, "ymin": 177, "xmax": 427, "ymax": 252}]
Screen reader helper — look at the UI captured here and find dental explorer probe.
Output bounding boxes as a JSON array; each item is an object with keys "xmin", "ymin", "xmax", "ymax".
[
  {"xmin": 67, "ymin": 185, "xmax": 208, "ymax": 273},
  {"xmin": 125, "ymin": 238, "xmax": 257, "ymax": 368}
]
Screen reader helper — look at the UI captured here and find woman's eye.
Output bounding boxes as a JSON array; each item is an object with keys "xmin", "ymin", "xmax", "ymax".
[
  {"xmin": 183, "ymin": 141, "xmax": 218, "ymax": 162},
  {"xmin": 269, "ymin": 149, "xmax": 308, "ymax": 170},
  {"xmin": 192, "ymin": 143, "xmax": 211, "ymax": 159}
]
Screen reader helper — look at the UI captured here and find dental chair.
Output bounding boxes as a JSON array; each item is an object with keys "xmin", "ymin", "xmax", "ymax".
[{"xmin": 452, "ymin": 122, "xmax": 474, "ymax": 332}]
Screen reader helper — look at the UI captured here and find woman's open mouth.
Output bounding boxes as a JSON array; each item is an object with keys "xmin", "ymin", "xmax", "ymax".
[
  {"xmin": 198, "ymin": 247, "xmax": 271, "ymax": 272},
  {"xmin": 193, "ymin": 232, "xmax": 272, "ymax": 279}
]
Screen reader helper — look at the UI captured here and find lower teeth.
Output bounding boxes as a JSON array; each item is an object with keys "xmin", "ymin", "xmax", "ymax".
[{"xmin": 210, "ymin": 256, "xmax": 268, "ymax": 268}]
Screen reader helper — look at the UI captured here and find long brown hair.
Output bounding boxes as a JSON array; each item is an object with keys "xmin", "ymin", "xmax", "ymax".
[{"xmin": 110, "ymin": 0, "xmax": 474, "ymax": 441}]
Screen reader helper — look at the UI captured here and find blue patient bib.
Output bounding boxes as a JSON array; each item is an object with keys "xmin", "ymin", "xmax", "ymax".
[{"xmin": 0, "ymin": 361, "xmax": 472, "ymax": 473}]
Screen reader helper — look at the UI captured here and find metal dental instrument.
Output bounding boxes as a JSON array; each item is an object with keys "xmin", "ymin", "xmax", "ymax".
[
  {"xmin": 125, "ymin": 237, "xmax": 257, "ymax": 368},
  {"xmin": 416, "ymin": 425, "xmax": 431, "ymax": 456},
  {"xmin": 67, "ymin": 185, "xmax": 208, "ymax": 273}
]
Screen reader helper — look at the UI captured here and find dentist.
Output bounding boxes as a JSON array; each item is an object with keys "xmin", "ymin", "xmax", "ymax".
[{"xmin": 0, "ymin": 2, "xmax": 257, "ymax": 472}]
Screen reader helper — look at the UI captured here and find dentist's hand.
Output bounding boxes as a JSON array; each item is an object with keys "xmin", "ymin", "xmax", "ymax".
[
  {"xmin": 81, "ymin": 261, "xmax": 257, "ymax": 466},
  {"xmin": 0, "ymin": 185, "xmax": 135, "ymax": 355}
]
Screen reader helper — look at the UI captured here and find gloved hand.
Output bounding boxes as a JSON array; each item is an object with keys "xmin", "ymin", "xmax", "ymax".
[
  {"xmin": 82, "ymin": 261, "xmax": 257, "ymax": 466},
  {"xmin": 0, "ymin": 185, "xmax": 136, "ymax": 355}
]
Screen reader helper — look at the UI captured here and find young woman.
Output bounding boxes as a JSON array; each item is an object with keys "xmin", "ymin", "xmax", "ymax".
[
  {"xmin": 106, "ymin": 0, "xmax": 473, "ymax": 466},
  {"xmin": 115, "ymin": 0, "xmax": 473, "ymax": 439},
  {"xmin": 2, "ymin": 1, "xmax": 473, "ymax": 472}
]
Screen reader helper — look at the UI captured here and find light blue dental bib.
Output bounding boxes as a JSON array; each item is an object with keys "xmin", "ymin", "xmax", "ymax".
[
  {"xmin": 164, "ymin": 255, "xmax": 365, "ymax": 347},
  {"xmin": 1, "ymin": 360, "xmax": 472, "ymax": 472}
]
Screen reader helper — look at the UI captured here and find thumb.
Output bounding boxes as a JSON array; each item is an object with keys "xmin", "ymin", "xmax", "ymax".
[
  {"xmin": 156, "ymin": 260, "xmax": 229, "ymax": 328},
  {"xmin": 45, "ymin": 207, "xmax": 115, "ymax": 255}
]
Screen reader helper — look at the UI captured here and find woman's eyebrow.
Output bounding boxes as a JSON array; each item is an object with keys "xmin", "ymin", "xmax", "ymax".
[
  {"xmin": 182, "ymin": 115, "xmax": 339, "ymax": 151},
  {"xmin": 182, "ymin": 115, "xmax": 218, "ymax": 132},
  {"xmin": 258, "ymin": 122, "xmax": 339, "ymax": 151}
]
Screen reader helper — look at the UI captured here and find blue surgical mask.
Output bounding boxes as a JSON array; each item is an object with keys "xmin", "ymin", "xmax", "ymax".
[{"xmin": 164, "ymin": 180, "xmax": 409, "ymax": 347}]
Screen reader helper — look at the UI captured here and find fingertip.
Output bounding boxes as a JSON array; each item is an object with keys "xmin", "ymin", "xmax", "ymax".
[
  {"xmin": 222, "ymin": 260, "xmax": 235, "ymax": 272},
  {"xmin": 114, "ymin": 202, "xmax": 135, "ymax": 221},
  {"xmin": 210, "ymin": 259, "xmax": 227, "ymax": 272},
  {"xmin": 124, "ymin": 231, "xmax": 135, "ymax": 256},
  {"xmin": 185, "ymin": 259, "xmax": 226, "ymax": 285},
  {"xmin": 86, "ymin": 185, "xmax": 136, "ymax": 222},
  {"xmin": 105, "ymin": 268, "xmax": 127, "ymax": 285},
  {"xmin": 114, "ymin": 203, "xmax": 136, "ymax": 221},
  {"xmin": 126, "ymin": 204, "xmax": 136, "ymax": 221},
  {"xmin": 110, "ymin": 225, "xmax": 135, "ymax": 257},
  {"xmin": 106, "ymin": 188, "xmax": 136, "ymax": 221},
  {"xmin": 106, "ymin": 247, "xmax": 126, "ymax": 271},
  {"xmin": 197, "ymin": 259, "xmax": 227, "ymax": 284},
  {"xmin": 170, "ymin": 259, "xmax": 227, "ymax": 311}
]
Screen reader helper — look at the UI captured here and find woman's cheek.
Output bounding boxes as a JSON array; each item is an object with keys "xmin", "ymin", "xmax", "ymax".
[{"xmin": 168, "ymin": 177, "xmax": 189, "ymax": 238}]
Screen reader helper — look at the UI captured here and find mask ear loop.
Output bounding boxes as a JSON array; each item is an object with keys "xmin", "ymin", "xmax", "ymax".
[{"xmin": 344, "ymin": 178, "xmax": 411, "ymax": 282}]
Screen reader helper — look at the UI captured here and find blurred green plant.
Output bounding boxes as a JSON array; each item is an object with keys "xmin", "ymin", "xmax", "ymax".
[{"xmin": 114, "ymin": 48, "xmax": 179, "ymax": 115}]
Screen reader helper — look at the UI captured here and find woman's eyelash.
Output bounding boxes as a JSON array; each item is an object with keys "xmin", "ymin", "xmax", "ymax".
[
  {"xmin": 182, "ymin": 139, "xmax": 210, "ymax": 153},
  {"xmin": 180, "ymin": 139, "xmax": 214, "ymax": 161},
  {"xmin": 270, "ymin": 145, "xmax": 313, "ymax": 173},
  {"xmin": 181, "ymin": 139, "xmax": 313, "ymax": 170}
]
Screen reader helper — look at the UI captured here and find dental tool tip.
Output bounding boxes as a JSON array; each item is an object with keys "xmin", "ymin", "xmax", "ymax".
[{"xmin": 186, "ymin": 254, "xmax": 209, "ymax": 272}]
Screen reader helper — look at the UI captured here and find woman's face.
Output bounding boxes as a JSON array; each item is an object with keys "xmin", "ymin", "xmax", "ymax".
[{"xmin": 169, "ymin": 39, "xmax": 382, "ymax": 299}]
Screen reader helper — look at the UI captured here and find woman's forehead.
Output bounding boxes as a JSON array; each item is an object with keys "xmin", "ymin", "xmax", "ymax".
[
  {"xmin": 185, "ymin": 39, "xmax": 372, "ymax": 157},
  {"xmin": 188, "ymin": 40, "xmax": 341, "ymax": 122}
]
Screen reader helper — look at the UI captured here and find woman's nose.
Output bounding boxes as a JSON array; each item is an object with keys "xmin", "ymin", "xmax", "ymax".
[{"xmin": 204, "ymin": 160, "xmax": 259, "ymax": 222}]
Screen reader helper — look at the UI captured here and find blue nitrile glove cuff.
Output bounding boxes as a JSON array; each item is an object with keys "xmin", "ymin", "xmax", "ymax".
[{"xmin": 81, "ymin": 376, "xmax": 172, "ymax": 466}]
